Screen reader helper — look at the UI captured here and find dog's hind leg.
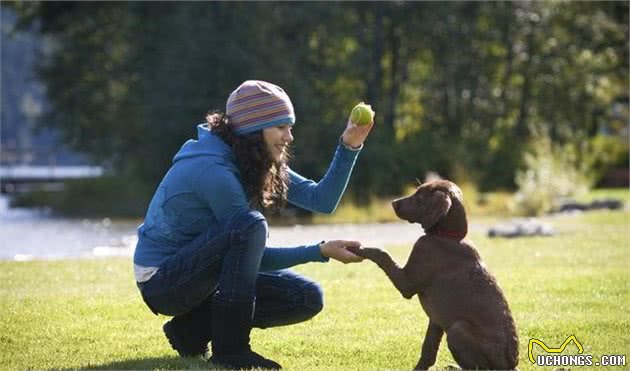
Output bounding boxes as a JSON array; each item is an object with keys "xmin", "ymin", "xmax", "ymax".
[
  {"xmin": 446, "ymin": 321, "xmax": 491, "ymax": 370},
  {"xmin": 414, "ymin": 320, "xmax": 444, "ymax": 370}
]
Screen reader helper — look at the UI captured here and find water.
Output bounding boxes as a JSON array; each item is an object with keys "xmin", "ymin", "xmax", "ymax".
[
  {"xmin": 0, "ymin": 195, "xmax": 423, "ymax": 261},
  {"xmin": 0, "ymin": 195, "xmax": 139, "ymax": 261}
]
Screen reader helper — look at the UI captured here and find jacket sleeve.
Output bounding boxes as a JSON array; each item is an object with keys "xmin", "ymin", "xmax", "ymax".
[
  {"xmin": 287, "ymin": 140, "xmax": 361, "ymax": 214},
  {"xmin": 260, "ymin": 243, "xmax": 329, "ymax": 271},
  {"xmin": 193, "ymin": 161, "xmax": 250, "ymax": 224}
]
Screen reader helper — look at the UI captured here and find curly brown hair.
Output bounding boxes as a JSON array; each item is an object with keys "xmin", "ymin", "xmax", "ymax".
[{"xmin": 206, "ymin": 111, "xmax": 290, "ymax": 211}]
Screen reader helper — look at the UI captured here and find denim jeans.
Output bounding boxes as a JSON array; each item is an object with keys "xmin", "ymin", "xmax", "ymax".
[{"xmin": 137, "ymin": 209, "xmax": 324, "ymax": 328}]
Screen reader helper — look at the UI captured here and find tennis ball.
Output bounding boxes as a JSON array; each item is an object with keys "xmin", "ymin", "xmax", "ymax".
[{"xmin": 350, "ymin": 102, "xmax": 375, "ymax": 126}]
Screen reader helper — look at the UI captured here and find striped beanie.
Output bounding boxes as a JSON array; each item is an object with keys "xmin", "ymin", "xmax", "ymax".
[{"xmin": 226, "ymin": 80, "xmax": 296, "ymax": 135}]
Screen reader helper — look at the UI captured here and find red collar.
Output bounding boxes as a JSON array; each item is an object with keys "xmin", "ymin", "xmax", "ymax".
[{"xmin": 426, "ymin": 229, "xmax": 467, "ymax": 240}]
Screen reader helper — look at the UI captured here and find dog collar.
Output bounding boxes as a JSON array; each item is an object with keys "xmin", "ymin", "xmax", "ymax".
[{"xmin": 426, "ymin": 229, "xmax": 467, "ymax": 240}]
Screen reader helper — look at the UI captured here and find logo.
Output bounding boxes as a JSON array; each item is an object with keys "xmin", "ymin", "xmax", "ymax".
[
  {"xmin": 529, "ymin": 335, "xmax": 585, "ymax": 365},
  {"xmin": 529, "ymin": 335, "xmax": 626, "ymax": 367}
]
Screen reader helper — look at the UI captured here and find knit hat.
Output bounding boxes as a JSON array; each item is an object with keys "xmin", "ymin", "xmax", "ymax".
[{"xmin": 226, "ymin": 80, "xmax": 296, "ymax": 135}]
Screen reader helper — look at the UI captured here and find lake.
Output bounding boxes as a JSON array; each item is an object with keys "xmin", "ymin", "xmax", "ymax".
[{"xmin": 0, "ymin": 195, "xmax": 423, "ymax": 261}]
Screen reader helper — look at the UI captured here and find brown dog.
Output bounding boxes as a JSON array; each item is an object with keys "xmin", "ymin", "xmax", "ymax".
[{"xmin": 349, "ymin": 180, "xmax": 518, "ymax": 370}]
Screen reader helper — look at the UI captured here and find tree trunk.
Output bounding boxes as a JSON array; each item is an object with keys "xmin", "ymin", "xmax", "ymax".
[
  {"xmin": 515, "ymin": 31, "xmax": 533, "ymax": 138},
  {"xmin": 367, "ymin": 5, "xmax": 384, "ymax": 107},
  {"xmin": 385, "ymin": 24, "xmax": 402, "ymax": 133}
]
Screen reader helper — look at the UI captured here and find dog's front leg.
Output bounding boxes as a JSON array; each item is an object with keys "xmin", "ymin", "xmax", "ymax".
[
  {"xmin": 350, "ymin": 247, "xmax": 416, "ymax": 299},
  {"xmin": 414, "ymin": 321, "xmax": 444, "ymax": 370}
]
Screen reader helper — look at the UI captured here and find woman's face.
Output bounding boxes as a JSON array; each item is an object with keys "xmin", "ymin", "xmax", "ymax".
[{"xmin": 262, "ymin": 124, "xmax": 294, "ymax": 163}]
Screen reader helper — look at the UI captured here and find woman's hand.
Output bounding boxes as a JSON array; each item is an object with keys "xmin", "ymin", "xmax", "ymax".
[
  {"xmin": 319, "ymin": 240, "xmax": 364, "ymax": 264},
  {"xmin": 341, "ymin": 118, "xmax": 375, "ymax": 149}
]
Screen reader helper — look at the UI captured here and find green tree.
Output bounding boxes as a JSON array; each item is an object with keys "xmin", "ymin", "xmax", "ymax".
[{"xmin": 6, "ymin": 1, "xmax": 628, "ymax": 212}]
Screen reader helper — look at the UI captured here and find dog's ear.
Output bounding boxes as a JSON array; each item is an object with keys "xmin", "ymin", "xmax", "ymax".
[{"xmin": 417, "ymin": 190, "xmax": 451, "ymax": 230}]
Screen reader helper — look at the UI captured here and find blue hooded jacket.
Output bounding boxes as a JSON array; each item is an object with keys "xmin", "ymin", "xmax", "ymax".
[{"xmin": 134, "ymin": 124, "xmax": 361, "ymax": 271}]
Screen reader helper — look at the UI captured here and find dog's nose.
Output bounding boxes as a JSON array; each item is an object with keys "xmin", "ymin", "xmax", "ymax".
[{"xmin": 391, "ymin": 200, "xmax": 401, "ymax": 213}]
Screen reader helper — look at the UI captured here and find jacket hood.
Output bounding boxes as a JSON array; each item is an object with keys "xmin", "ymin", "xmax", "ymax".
[{"xmin": 173, "ymin": 124, "xmax": 233, "ymax": 163}]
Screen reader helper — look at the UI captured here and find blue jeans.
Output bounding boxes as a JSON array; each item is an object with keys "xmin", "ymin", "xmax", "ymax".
[{"xmin": 137, "ymin": 209, "xmax": 324, "ymax": 328}]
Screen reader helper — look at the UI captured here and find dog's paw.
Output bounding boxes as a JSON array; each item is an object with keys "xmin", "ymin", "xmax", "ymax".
[
  {"xmin": 348, "ymin": 246, "xmax": 386, "ymax": 261},
  {"xmin": 346, "ymin": 246, "xmax": 364, "ymax": 257}
]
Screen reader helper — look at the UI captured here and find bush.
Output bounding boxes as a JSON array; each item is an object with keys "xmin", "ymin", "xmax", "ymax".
[
  {"xmin": 514, "ymin": 134, "xmax": 591, "ymax": 216},
  {"xmin": 584, "ymin": 135, "xmax": 629, "ymax": 185}
]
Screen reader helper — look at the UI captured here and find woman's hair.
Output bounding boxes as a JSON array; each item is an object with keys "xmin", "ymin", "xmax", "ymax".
[{"xmin": 206, "ymin": 111, "xmax": 290, "ymax": 211}]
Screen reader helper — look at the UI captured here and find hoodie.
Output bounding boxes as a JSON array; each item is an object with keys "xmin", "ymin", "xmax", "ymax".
[{"xmin": 133, "ymin": 124, "xmax": 361, "ymax": 276}]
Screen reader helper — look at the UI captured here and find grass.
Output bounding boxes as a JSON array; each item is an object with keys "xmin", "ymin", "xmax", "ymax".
[{"xmin": 1, "ymin": 210, "xmax": 629, "ymax": 370}]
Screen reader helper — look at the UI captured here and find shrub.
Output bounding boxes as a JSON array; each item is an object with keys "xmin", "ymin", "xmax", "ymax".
[
  {"xmin": 514, "ymin": 134, "xmax": 591, "ymax": 216},
  {"xmin": 583, "ymin": 135, "xmax": 629, "ymax": 185}
]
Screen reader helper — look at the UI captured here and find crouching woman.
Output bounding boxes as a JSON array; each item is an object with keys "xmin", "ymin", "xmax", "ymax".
[{"xmin": 133, "ymin": 80, "xmax": 374, "ymax": 369}]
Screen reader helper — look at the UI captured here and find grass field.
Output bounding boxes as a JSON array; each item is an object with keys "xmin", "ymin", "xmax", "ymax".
[{"xmin": 1, "ymin": 210, "xmax": 628, "ymax": 370}]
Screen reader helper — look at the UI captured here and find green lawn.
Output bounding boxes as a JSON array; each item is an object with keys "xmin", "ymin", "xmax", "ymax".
[{"xmin": 1, "ymin": 210, "xmax": 628, "ymax": 370}]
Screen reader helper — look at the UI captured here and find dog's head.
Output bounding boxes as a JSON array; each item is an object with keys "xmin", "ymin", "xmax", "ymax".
[{"xmin": 392, "ymin": 179, "xmax": 467, "ymax": 235}]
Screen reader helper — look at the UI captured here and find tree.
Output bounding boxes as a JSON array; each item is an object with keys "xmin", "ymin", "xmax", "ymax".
[{"xmin": 6, "ymin": 1, "xmax": 627, "ymax": 206}]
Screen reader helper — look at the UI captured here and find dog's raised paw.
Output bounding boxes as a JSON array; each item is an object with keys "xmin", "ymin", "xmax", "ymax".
[
  {"xmin": 346, "ymin": 245, "xmax": 362, "ymax": 256},
  {"xmin": 351, "ymin": 246, "xmax": 387, "ymax": 261}
]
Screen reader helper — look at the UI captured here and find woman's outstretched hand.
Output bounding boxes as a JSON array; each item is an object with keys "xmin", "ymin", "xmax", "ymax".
[
  {"xmin": 319, "ymin": 240, "xmax": 365, "ymax": 264},
  {"xmin": 341, "ymin": 118, "xmax": 375, "ymax": 149}
]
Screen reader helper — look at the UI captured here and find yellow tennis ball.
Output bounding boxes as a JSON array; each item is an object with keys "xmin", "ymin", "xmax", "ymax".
[{"xmin": 350, "ymin": 102, "xmax": 375, "ymax": 126}]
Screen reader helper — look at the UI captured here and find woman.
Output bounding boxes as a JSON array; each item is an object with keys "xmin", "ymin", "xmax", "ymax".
[{"xmin": 133, "ymin": 80, "xmax": 374, "ymax": 369}]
